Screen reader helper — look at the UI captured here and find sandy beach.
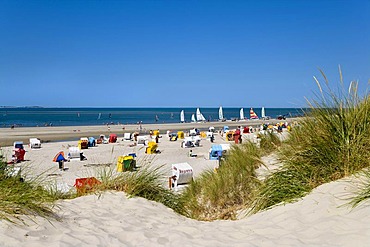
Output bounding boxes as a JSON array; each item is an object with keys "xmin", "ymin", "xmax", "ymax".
[
  {"xmin": 1, "ymin": 121, "xmax": 369, "ymax": 247},
  {"xmin": 0, "ymin": 118, "xmax": 298, "ymax": 147}
]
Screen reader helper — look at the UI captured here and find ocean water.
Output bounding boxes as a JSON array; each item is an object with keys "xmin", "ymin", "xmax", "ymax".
[{"xmin": 0, "ymin": 107, "xmax": 304, "ymax": 128}]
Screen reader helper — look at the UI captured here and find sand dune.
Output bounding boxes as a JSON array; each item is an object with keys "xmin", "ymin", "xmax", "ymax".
[
  {"xmin": 1, "ymin": 126, "xmax": 369, "ymax": 246},
  {"xmin": 0, "ymin": 177, "xmax": 369, "ymax": 247}
]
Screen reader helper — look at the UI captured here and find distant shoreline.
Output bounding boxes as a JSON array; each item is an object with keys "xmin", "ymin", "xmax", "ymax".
[{"xmin": 0, "ymin": 118, "xmax": 300, "ymax": 147}]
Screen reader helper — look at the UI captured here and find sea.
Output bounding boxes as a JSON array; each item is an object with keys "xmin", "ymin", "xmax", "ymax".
[{"xmin": 0, "ymin": 107, "xmax": 305, "ymax": 128}]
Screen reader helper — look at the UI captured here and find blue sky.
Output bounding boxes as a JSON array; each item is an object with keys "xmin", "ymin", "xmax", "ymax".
[{"xmin": 0, "ymin": 0, "xmax": 369, "ymax": 107}]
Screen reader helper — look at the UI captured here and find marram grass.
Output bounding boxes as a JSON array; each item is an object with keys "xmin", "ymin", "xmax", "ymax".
[
  {"xmin": 0, "ymin": 160, "xmax": 58, "ymax": 223},
  {"xmin": 258, "ymin": 131, "xmax": 282, "ymax": 155},
  {"xmin": 92, "ymin": 162, "xmax": 183, "ymax": 213},
  {"xmin": 348, "ymin": 170, "xmax": 370, "ymax": 208},
  {"xmin": 178, "ymin": 142, "xmax": 262, "ymax": 221},
  {"xmin": 249, "ymin": 71, "xmax": 370, "ymax": 214}
]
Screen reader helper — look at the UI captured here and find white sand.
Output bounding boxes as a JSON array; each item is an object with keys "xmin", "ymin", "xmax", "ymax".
[{"xmin": 1, "ymin": 130, "xmax": 369, "ymax": 246}]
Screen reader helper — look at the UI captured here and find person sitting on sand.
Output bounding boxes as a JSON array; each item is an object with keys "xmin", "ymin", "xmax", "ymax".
[{"xmin": 189, "ymin": 150, "xmax": 197, "ymax": 157}]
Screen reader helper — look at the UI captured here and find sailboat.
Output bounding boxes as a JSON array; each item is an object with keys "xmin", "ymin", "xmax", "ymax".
[
  {"xmin": 180, "ymin": 110, "xmax": 185, "ymax": 123},
  {"xmin": 191, "ymin": 114, "xmax": 196, "ymax": 122},
  {"xmin": 250, "ymin": 108, "xmax": 259, "ymax": 119},
  {"xmin": 261, "ymin": 107, "xmax": 266, "ymax": 119},
  {"xmin": 196, "ymin": 108, "xmax": 206, "ymax": 122},
  {"xmin": 239, "ymin": 108, "xmax": 245, "ymax": 120},
  {"xmin": 218, "ymin": 106, "xmax": 224, "ymax": 121}
]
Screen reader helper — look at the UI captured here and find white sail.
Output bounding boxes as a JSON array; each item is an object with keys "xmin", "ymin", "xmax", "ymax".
[
  {"xmin": 218, "ymin": 106, "xmax": 224, "ymax": 120},
  {"xmin": 240, "ymin": 108, "xmax": 244, "ymax": 120},
  {"xmin": 261, "ymin": 107, "xmax": 266, "ymax": 118},
  {"xmin": 196, "ymin": 108, "xmax": 206, "ymax": 122},
  {"xmin": 180, "ymin": 110, "xmax": 185, "ymax": 122},
  {"xmin": 191, "ymin": 114, "xmax": 196, "ymax": 122}
]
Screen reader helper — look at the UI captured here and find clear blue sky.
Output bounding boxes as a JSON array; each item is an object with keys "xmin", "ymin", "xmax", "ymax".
[{"xmin": 0, "ymin": 0, "xmax": 369, "ymax": 107}]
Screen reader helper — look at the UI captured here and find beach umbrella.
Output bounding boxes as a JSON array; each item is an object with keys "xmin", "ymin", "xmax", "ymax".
[{"xmin": 53, "ymin": 151, "xmax": 66, "ymax": 162}]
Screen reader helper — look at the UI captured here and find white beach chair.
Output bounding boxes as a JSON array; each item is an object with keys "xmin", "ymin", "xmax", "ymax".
[
  {"xmin": 170, "ymin": 163, "xmax": 193, "ymax": 191},
  {"xmin": 123, "ymin": 133, "xmax": 132, "ymax": 141}
]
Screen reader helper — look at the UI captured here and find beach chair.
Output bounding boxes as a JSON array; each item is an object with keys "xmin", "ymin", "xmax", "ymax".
[
  {"xmin": 98, "ymin": 134, "xmax": 109, "ymax": 144},
  {"xmin": 116, "ymin": 155, "xmax": 136, "ymax": 172},
  {"xmin": 13, "ymin": 148, "xmax": 26, "ymax": 162},
  {"xmin": 226, "ymin": 131, "xmax": 234, "ymax": 141},
  {"xmin": 74, "ymin": 177, "xmax": 101, "ymax": 195},
  {"xmin": 193, "ymin": 136, "xmax": 201, "ymax": 147},
  {"xmin": 109, "ymin": 134, "xmax": 117, "ymax": 143},
  {"xmin": 123, "ymin": 133, "xmax": 132, "ymax": 141},
  {"xmin": 78, "ymin": 138, "xmax": 89, "ymax": 149},
  {"xmin": 169, "ymin": 133, "xmax": 178, "ymax": 141},
  {"xmin": 13, "ymin": 141, "xmax": 24, "ymax": 150},
  {"xmin": 68, "ymin": 146, "xmax": 81, "ymax": 159},
  {"xmin": 181, "ymin": 137, "xmax": 194, "ymax": 148},
  {"xmin": 145, "ymin": 142, "xmax": 158, "ymax": 154},
  {"xmin": 29, "ymin": 138, "xmax": 41, "ymax": 149},
  {"xmin": 209, "ymin": 145, "xmax": 222, "ymax": 160},
  {"xmin": 153, "ymin": 130, "xmax": 160, "ymax": 137},
  {"xmin": 169, "ymin": 163, "xmax": 193, "ymax": 191},
  {"xmin": 137, "ymin": 136, "xmax": 148, "ymax": 146},
  {"xmin": 177, "ymin": 131, "xmax": 185, "ymax": 139},
  {"xmin": 189, "ymin": 129, "xmax": 197, "ymax": 136},
  {"xmin": 88, "ymin": 137, "xmax": 96, "ymax": 147}
]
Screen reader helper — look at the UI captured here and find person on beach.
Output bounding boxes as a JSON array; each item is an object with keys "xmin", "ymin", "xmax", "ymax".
[
  {"xmin": 58, "ymin": 160, "xmax": 65, "ymax": 171},
  {"xmin": 234, "ymin": 126, "xmax": 241, "ymax": 144}
]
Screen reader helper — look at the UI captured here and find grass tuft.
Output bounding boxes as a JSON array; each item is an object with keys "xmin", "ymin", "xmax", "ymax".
[
  {"xmin": 259, "ymin": 132, "xmax": 282, "ymax": 155},
  {"xmin": 348, "ymin": 170, "xmax": 370, "ymax": 208},
  {"xmin": 90, "ymin": 162, "xmax": 183, "ymax": 213},
  {"xmin": 0, "ymin": 160, "xmax": 58, "ymax": 223},
  {"xmin": 178, "ymin": 142, "xmax": 262, "ymax": 221},
  {"xmin": 249, "ymin": 70, "xmax": 370, "ymax": 214}
]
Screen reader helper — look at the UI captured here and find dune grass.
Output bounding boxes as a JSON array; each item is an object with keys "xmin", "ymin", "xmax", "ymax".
[
  {"xmin": 348, "ymin": 170, "xmax": 370, "ymax": 208},
  {"xmin": 258, "ymin": 131, "xmax": 282, "ymax": 155},
  {"xmin": 249, "ymin": 71, "xmax": 370, "ymax": 214},
  {"xmin": 0, "ymin": 160, "xmax": 58, "ymax": 223},
  {"xmin": 178, "ymin": 142, "xmax": 262, "ymax": 221},
  {"xmin": 87, "ymin": 161, "xmax": 183, "ymax": 213}
]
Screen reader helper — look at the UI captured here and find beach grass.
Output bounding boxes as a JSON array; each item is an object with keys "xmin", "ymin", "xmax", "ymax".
[
  {"xmin": 348, "ymin": 170, "xmax": 370, "ymax": 208},
  {"xmin": 258, "ymin": 131, "xmax": 282, "ymax": 155},
  {"xmin": 249, "ymin": 71, "xmax": 370, "ymax": 213},
  {"xmin": 178, "ymin": 142, "xmax": 262, "ymax": 221},
  {"xmin": 0, "ymin": 160, "xmax": 58, "ymax": 223},
  {"xmin": 91, "ymin": 161, "xmax": 183, "ymax": 213}
]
